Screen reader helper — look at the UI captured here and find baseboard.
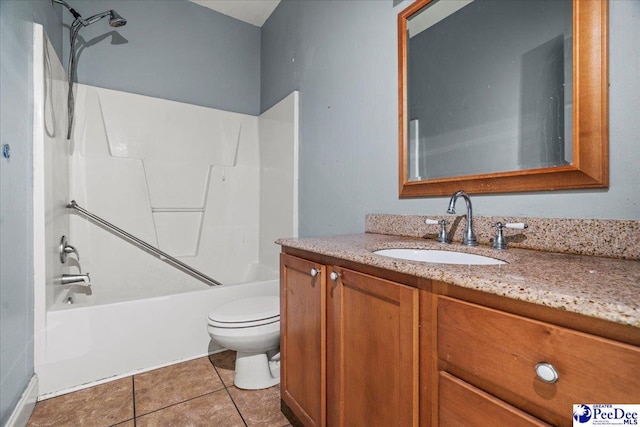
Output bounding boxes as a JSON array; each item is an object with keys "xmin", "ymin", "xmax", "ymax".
[{"xmin": 5, "ymin": 375, "xmax": 38, "ymax": 427}]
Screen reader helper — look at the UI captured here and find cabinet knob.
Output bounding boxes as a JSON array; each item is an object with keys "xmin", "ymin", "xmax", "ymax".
[
  {"xmin": 535, "ymin": 362, "xmax": 559, "ymax": 383},
  {"xmin": 330, "ymin": 271, "xmax": 340, "ymax": 281},
  {"xmin": 310, "ymin": 268, "xmax": 319, "ymax": 277}
]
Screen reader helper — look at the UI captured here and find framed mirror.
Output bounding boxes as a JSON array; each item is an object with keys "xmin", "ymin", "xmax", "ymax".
[{"xmin": 398, "ymin": 0, "xmax": 608, "ymax": 197}]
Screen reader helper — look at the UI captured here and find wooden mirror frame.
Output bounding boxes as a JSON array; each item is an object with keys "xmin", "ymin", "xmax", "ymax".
[{"xmin": 398, "ymin": 0, "xmax": 608, "ymax": 198}]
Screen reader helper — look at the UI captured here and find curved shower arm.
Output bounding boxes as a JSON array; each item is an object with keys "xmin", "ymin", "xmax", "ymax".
[{"xmin": 51, "ymin": 0, "xmax": 83, "ymax": 22}]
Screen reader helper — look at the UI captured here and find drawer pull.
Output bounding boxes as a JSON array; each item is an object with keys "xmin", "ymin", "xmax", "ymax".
[
  {"xmin": 535, "ymin": 362, "xmax": 559, "ymax": 383},
  {"xmin": 310, "ymin": 268, "xmax": 320, "ymax": 277}
]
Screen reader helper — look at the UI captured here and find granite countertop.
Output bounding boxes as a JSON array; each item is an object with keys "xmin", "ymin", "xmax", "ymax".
[{"xmin": 277, "ymin": 233, "xmax": 640, "ymax": 328}]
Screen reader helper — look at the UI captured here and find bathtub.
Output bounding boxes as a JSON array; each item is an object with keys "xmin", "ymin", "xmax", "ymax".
[{"xmin": 36, "ymin": 275, "xmax": 279, "ymax": 398}]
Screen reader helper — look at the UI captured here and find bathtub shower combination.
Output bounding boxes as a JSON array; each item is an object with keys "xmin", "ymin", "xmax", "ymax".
[{"xmin": 32, "ymin": 25, "xmax": 298, "ymax": 397}]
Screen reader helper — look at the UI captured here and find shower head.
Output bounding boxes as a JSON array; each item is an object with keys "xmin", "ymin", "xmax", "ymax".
[
  {"xmin": 108, "ymin": 10, "xmax": 127, "ymax": 27},
  {"xmin": 84, "ymin": 10, "xmax": 127, "ymax": 28}
]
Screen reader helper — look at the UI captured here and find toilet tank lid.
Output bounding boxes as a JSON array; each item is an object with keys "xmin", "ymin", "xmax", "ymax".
[{"xmin": 208, "ymin": 296, "xmax": 280, "ymax": 323}]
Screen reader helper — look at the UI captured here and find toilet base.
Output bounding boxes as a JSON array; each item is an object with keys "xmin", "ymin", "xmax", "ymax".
[{"xmin": 234, "ymin": 351, "xmax": 280, "ymax": 390}]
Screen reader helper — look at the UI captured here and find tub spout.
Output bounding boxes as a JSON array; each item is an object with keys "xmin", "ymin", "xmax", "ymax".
[{"xmin": 60, "ymin": 273, "xmax": 91, "ymax": 287}]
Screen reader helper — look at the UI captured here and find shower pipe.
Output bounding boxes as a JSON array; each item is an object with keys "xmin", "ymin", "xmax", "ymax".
[
  {"xmin": 67, "ymin": 200, "xmax": 223, "ymax": 287},
  {"xmin": 52, "ymin": 0, "xmax": 127, "ymax": 140}
]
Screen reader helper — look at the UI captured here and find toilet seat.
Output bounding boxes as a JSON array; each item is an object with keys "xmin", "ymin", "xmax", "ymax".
[{"xmin": 208, "ymin": 296, "xmax": 280, "ymax": 329}]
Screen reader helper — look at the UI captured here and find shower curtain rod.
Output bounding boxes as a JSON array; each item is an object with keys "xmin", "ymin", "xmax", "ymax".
[{"xmin": 67, "ymin": 200, "xmax": 223, "ymax": 287}]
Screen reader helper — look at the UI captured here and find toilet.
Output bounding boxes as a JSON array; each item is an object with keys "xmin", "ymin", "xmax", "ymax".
[{"xmin": 207, "ymin": 296, "xmax": 281, "ymax": 390}]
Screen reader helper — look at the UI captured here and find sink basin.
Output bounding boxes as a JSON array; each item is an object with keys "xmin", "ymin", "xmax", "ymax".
[{"xmin": 374, "ymin": 248, "xmax": 506, "ymax": 265}]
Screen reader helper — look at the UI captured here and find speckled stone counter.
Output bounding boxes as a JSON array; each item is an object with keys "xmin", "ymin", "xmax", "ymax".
[
  {"xmin": 276, "ymin": 233, "xmax": 640, "ymax": 328},
  {"xmin": 366, "ymin": 214, "xmax": 640, "ymax": 260}
]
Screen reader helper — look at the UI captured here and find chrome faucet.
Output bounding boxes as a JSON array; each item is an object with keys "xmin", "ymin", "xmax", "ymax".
[
  {"xmin": 60, "ymin": 273, "xmax": 91, "ymax": 286},
  {"xmin": 446, "ymin": 190, "xmax": 478, "ymax": 246}
]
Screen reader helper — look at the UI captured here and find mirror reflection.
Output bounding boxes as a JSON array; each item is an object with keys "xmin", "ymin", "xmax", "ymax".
[{"xmin": 405, "ymin": 0, "xmax": 573, "ymax": 181}]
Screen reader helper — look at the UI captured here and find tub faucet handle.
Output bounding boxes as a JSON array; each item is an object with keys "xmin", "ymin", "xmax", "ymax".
[{"xmin": 59, "ymin": 235, "xmax": 80, "ymax": 263}]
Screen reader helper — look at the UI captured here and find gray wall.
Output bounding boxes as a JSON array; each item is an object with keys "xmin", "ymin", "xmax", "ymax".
[
  {"xmin": 63, "ymin": 0, "xmax": 261, "ymax": 115},
  {"xmin": 262, "ymin": 0, "xmax": 640, "ymax": 237},
  {"xmin": 0, "ymin": 1, "xmax": 61, "ymax": 424}
]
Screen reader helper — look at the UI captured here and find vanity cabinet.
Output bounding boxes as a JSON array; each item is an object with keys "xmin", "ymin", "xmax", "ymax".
[
  {"xmin": 280, "ymin": 249, "xmax": 640, "ymax": 427},
  {"xmin": 280, "ymin": 254, "xmax": 420, "ymax": 427}
]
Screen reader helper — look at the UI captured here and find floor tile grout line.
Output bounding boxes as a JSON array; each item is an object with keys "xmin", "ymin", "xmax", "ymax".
[
  {"xmin": 131, "ymin": 375, "xmax": 137, "ymax": 427},
  {"xmin": 209, "ymin": 353, "xmax": 290, "ymax": 427},
  {"xmin": 224, "ymin": 386, "xmax": 248, "ymax": 427},
  {"xmin": 133, "ymin": 387, "xmax": 228, "ymax": 419},
  {"xmin": 208, "ymin": 352, "xmax": 249, "ymax": 426},
  {"xmin": 132, "ymin": 355, "xmax": 227, "ymax": 419},
  {"xmin": 207, "ymin": 354, "xmax": 229, "ymax": 388}
]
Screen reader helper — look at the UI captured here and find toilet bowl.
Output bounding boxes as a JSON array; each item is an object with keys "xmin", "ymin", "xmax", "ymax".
[{"xmin": 207, "ymin": 296, "xmax": 280, "ymax": 390}]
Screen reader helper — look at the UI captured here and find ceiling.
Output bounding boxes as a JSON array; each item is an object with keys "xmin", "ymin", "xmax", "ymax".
[{"xmin": 188, "ymin": 0, "xmax": 281, "ymax": 27}]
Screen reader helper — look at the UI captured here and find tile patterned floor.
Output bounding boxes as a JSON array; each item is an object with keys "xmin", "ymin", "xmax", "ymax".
[{"xmin": 28, "ymin": 351, "xmax": 291, "ymax": 427}]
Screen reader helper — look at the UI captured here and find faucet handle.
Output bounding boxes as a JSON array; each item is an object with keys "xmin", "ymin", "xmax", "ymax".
[
  {"xmin": 425, "ymin": 218, "xmax": 450, "ymax": 243},
  {"xmin": 59, "ymin": 235, "xmax": 80, "ymax": 263},
  {"xmin": 492, "ymin": 223, "xmax": 508, "ymax": 250},
  {"xmin": 492, "ymin": 222, "xmax": 528, "ymax": 250},
  {"xmin": 504, "ymin": 222, "xmax": 528, "ymax": 230}
]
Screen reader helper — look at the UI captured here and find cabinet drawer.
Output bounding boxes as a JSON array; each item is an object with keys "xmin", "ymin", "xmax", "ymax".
[
  {"xmin": 438, "ymin": 296, "xmax": 640, "ymax": 426},
  {"xmin": 439, "ymin": 372, "xmax": 550, "ymax": 427}
]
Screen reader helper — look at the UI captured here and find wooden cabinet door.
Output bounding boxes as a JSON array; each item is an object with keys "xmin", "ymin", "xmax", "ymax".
[
  {"xmin": 280, "ymin": 254, "xmax": 327, "ymax": 427},
  {"xmin": 327, "ymin": 266, "xmax": 419, "ymax": 427}
]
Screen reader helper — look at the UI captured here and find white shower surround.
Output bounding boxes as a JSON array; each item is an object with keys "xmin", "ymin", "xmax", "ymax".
[
  {"xmin": 68, "ymin": 83, "xmax": 296, "ymax": 304},
  {"xmin": 33, "ymin": 26, "xmax": 298, "ymax": 397}
]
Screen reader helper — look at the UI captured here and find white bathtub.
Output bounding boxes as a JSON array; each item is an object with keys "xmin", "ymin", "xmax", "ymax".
[{"xmin": 36, "ymin": 277, "xmax": 279, "ymax": 398}]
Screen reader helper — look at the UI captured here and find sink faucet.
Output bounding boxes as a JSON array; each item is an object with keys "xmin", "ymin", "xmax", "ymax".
[
  {"xmin": 60, "ymin": 273, "xmax": 91, "ymax": 287},
  {"xmin": 446, "ymin": 190, "xmax": 478, "ymax": 246}
]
